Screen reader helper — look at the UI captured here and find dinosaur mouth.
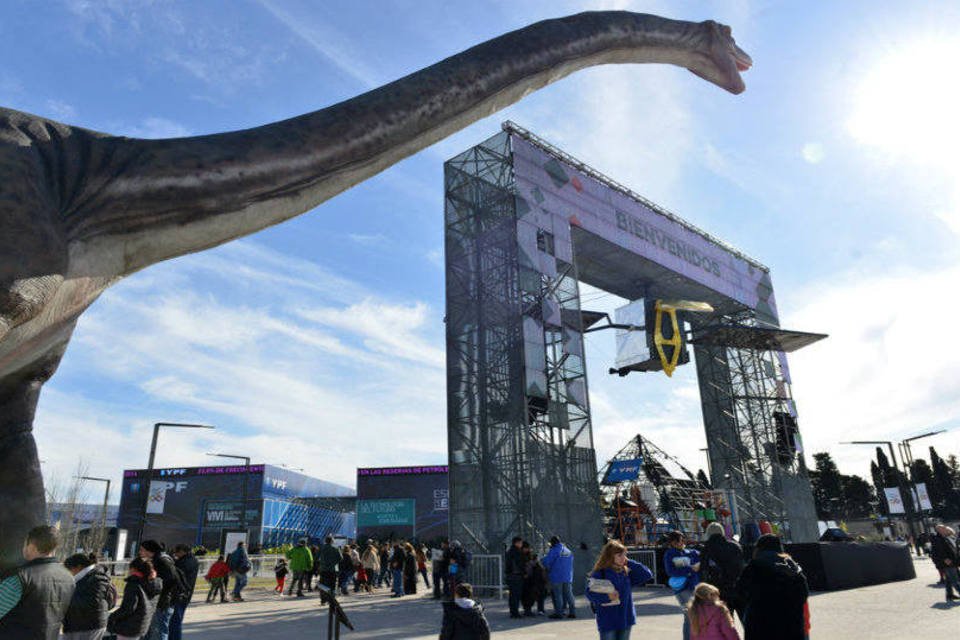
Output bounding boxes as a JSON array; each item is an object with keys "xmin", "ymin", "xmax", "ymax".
[{"xmin": 733, "ymin": 48, "xmax": 753, "ymax": 72}]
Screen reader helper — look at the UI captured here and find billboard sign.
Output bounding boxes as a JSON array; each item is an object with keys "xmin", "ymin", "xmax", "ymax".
[
  {"xmin": 603, "ymin": 458, "xmax": 644, "ymax": 485},
  {"xmin": 511, "ymin": 135, "xmax": 777, "ymax": 322},
  {"xmin": 357, "ymin": 499, "xmax": 416, "ymax": 528},
  {"xmin": 914, "ymin": 483, "xmax": 933, "ymax": 511},
  {"xmin": 884, "ymin": 487, "xmax": 905, "ymax": 514},
  {"xmin": 356, "ymin": 466, "xmax": 448, "ymax": 540}
]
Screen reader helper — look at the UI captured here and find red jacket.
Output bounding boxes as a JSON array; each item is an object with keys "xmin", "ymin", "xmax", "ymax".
[
  {"xmin": 690, "ymin": 602, "xmax": 741, "ymax": 640},
  {"xmin": 206, "ymin": 561, "xmax": 230, "ymax": 580}
]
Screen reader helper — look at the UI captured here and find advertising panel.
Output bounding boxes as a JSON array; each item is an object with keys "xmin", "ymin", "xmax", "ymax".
[
  {"xmin": 511, "ymin": 135, "xmax": 776, "ymax": 321},
  {"xmin": 358, "ymin": 499, "xmax": 416, "ymax": 528},
  {"xmin": 914, "ymin": 483, "xmax": 933, "ymax": 511},
  {"xmin": 603, "ymin": 459, "xmax": 644, "ymax": 485},
  {"xmin": 883, "ymin": 487, "xmax": 905, "ymax": 514},
  {"xmin": 356, "ymin": 466, "xmax": 448, "ymax": 541}
]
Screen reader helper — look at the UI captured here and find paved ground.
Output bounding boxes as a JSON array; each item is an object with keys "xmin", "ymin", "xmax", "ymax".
[{"xmin": 183, "ymin": 557, "xmax": 953, "ymax": 639}]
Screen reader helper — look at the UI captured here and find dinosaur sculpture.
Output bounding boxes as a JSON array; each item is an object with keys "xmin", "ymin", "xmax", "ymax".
[{"xmin": 0, "ymin": 11, "xmax": 750, "ymax": 566}]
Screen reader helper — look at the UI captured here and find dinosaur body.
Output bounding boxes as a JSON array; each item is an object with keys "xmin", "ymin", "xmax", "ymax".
[{"xmin": 0, "ymin": 11, "xmax": 749, "ymax": 566}]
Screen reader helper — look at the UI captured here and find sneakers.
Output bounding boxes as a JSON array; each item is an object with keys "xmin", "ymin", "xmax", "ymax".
[
  {"xmin": 567, "ymin": 612, "xmax": 577, "ymax": 619},
  {"xmin": 548, "ymin": 613, "xmax": 564, "ymax": 619}
]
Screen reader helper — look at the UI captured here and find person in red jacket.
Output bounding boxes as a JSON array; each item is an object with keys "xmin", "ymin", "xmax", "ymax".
[
  {"xmin": 688, "ymin": 583, "xmax": 740, "ymax": 640},
  {"xmin": 204, "ymin": 556, "xmax": 230, "ymax": 603}
]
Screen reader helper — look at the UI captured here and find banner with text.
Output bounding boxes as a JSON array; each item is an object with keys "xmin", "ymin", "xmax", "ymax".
[
  {"xmin": 603, "ymin": 458, "xmax": 644, "ymax": 485},
  {"xmin": 914, "ymin": 483, "xmax": 933, "ymax": 511},
  {"xmin": 357, "ymin": 499, "xmax": 416, "ymax": 529},
  {"xmin": 883, "ymin": 487, "xmax": 905, "ymax": 514}
]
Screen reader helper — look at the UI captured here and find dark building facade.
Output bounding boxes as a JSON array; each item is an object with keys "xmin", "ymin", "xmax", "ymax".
[
  {"xmin": 118, "ymin": 464, "xmax": 355, "ymax": 555},
  {"xmin": 356, "ymin": 465, "xmax": 449, "ymax": 543}
]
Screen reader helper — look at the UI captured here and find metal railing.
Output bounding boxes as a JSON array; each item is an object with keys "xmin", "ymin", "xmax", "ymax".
[
  {"xmin": 466, "ymin": 554, "xmax": 504, "ymax": 599},
  {"xmin": 101, "ymin": 554, "xmax": 285, "ymax": 580},
  {"xmin": 627, "ymin": 548, "xmax": 664, "ymax": 587}
]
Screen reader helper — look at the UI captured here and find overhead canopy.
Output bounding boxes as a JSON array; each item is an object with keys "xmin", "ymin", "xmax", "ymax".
[{"xmin": 690, "ymin": 325, "xmax": 827, "ymax": 352}]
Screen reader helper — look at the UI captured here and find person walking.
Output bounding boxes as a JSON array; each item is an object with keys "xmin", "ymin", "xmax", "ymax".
[
  {"xmin": 699, "ymin": 522, "xmax": 745, "ymax": 622},
  {"xmin": 378, "ymin": 543, "xmax": 392, "ymax": 588},
  {"xmin": 390, "ymin": 543, "xmax": 406, "ymax": 598},
  {"xmin": 687, "ymin": 582, "xmax": 740, "ymax": 640},
  {"xmin": 108, "ymin": 558, "xmax": 163, "ymax": 640},
  {"xmin": 285, "ymin": 539, "xmax": 313, "ymax": 597},
  {"xmin": 735, "ymin": 533, "xmax": 808, "ymax": 640},
  {"xmin": 169, "ymin": 544, "xmax": 199, "ymax": 640},
  {"xmin": 403, "ymin": 543, "xmax": 419, "ymax": 595},
  {"xmin": 139, "ymin": 540, "xmax": 184, "ymax": 640},
  {"xmin": 543, "ymin": 535, "xmax": 576, "ymax": 619},
  {"xmin": 416, "ymin": 545, "xmax": 431, "ymax": 589},
  {"xmin": 664, "ymin": 531, "xmax": 701, "ymax": 640},
  {"xmin": 432, "ymin": 542, "xmax": 449, "ymax": 598},
  {"xmin": 931, "ymin": 524, "xmax": 960, "ymax": 602},
  {"xmin": 584, "ymin": 539, "xmax": 654, "ymax": 640},
  {"xmin": 439, "ymin": 582, "xmax": 491, "ymax": 640},
  {"xmin": 361, "ymin": 541, "xmax": 380, "ymax": 592},
  {"xmin": 62, "ymin": 553, "xmax": 114, "ymax": 640},
  {"xmin": 318, "ymin": 536, "xmax": 342, "ymax": 592},
  {"xmin": 204, "ymin": 556, "xmax": 230, "ymax": 603},
  {"xmin": 0, "ymin": 525, "xmax": 75, "ymax": 639},
  {"xmin": 504, "ymin": 537, "xmax": 525, "ymax": 619},
  {"xmin": 274, "ymin": 558, "xmax": 289, "ymax": 594},
  {"xmin": 226, "ymin": 541, "xmax": 251, "ymax": 603},
  {"xmin": 308, "ymin": 545, "xmax": 321, "ymax": 592}
]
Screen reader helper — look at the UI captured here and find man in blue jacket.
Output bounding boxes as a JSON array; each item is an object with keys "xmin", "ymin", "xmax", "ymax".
[
  {"xmin": 663, "ymin": 531, "xmax": 700, "ymax": 640},
  {"xmin": 542, "ymin": 535, "xmax": 576, "ymax": 619}
]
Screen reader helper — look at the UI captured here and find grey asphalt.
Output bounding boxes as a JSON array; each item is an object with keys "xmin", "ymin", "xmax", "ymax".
[{"xmin": 183, "ymin": 556, "xmax": 951, "ymax": 639}]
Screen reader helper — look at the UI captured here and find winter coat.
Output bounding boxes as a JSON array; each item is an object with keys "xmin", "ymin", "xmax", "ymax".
[
  {"xmin": 286, "ymin": 544, "xmax": 314, "ymax": 572},
  {"xmin": 521, "ymin": 560, "xmax": 548, "ymax": 610},
  {"xmin": 504, "ymin": 546, "xmax": 525, "ymax": 577},
  {"xmin": 274, "ymin": 561, "xmax": 289, "ymax": 578},
  {"xmin": 107, "ymin": 574, "xmax": 162, "ymax": 638},
  {"xmin": 584, "ymin": 559, "xmax": 654, "ymax": 632},
  {"xmin": 736, "ymin": 551, "xmax": 808, "ymax": 640},
  {"xmin": 690, "ymin": 601, "xmax": 741, "ymax": 640},
  {"xmin": 175, "ymin": 552, "xmax": 200, "ymax": 603},
  {"xmin": 439, "ymin": 599, "xmax": 491, "ymax": 640},
  {"xmin": 931, "ymin": 533, "xmax": 958, "ymax": 568},
  {"xmin": 701, "ymin": 534, "xmax": 744, "ymax": 606},
  {"xmin": 205, "ymin": 561, "xmax": 230, "ymax": 581},
  {"xmin": 361, "ymin": 548, "xmax": 380, "ymax": 572},
  {"xmin": 542, "ymin": 542, "xmax": 575, "ymax": 583},
  {"xmin": 664, "ymin": 547, "xmax": 701, "ymax": 593},
  {"xmin": 153, "ymin": 552, "xmax": 184, "ymax": 610},
  {"xmin": 319, "ymin": 543, "xmax": 342, "ymax": 573},
  {"xmin": 227, "ymin": 546, "xmax": 251, "ymax": 574},
  {"xmin": 390, "ymin": 548, "xmax": 406, "ymax": 571},
  {"xmin": 62, "ymin": 566, "xmax": 113, "ymax": 632}
]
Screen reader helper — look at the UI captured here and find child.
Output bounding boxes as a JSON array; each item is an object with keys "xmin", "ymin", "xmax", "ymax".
[
  {"xmin": 205, "ymin": 555, "xmax": 231, "ymax": 603},
  {"xmin": 439, "ymin": 582, "xmax": 491, "ymax": 640},
  {"xmin": 274, "ymin": 558, "xmax": 289, "ymax": 594},
  {"xmin": 107, "ymin": 557, "xmax": 162, "ymax": 640},
  {"xmin": 688, "ymin": 582, "xmax": 740, "ymax": 640},
  {"xmin": 584, "ymin": 540, "xmax": 654, "ymax": 640},
  {"xmin": 356, "ymin": 564, "xmax": 372, "ymax": 593}
]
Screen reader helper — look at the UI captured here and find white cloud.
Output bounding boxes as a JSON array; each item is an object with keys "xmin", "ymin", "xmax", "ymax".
[
  {"xmin": 44, "ymin": 99, "xmax": 77, "ymax": 122},
  {"xmin": 119, "ymin": 117, "xmax": 192, "ymax": 139},
  {"xmin": 801, "ymin": 142, "xmax": 825, "ymax": 164}
]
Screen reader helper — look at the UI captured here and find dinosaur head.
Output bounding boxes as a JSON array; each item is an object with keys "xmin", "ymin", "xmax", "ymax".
[{"xmin": 686, "ymin": 20, "xmax": 752, "ymax": 94}]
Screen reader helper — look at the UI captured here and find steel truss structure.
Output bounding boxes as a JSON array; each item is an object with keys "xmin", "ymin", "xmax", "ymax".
[
  {"xmin": 599, "ymin": 434, "xmax": 730, "ymax": 545},
  {"xmin": 444, "ymin": 131, "xmax": 601, "ymax": 571},
  {"xmin": 444, "ymin": 124, "xmax": 819, "ymax": 569}
]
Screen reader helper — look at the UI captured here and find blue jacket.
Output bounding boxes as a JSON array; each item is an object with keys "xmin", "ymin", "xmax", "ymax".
[
  {"xmin": 584, "ymin": 560, "xmax": 653, "ymax": 632},
  {"xmin": 542, "ymin": 543, "xmax": 574, "ymax": 583},
  {"xmin": 663, "ymin": 547, "xmax": 700, "ymax": 593}
]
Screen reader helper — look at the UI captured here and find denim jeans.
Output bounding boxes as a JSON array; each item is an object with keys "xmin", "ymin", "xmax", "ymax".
[
  {"xmin": 945, "ymin": 566, "xmax": 960, "ymax": 598},
  {"xmin": 232, "ymin": 571, "xmax": 248, "ymax": 598},
  {"xmin": 145, "ymin": 605, "xmax": 173, "ymax": 640},
  {"xmin": 551, "ymin": 582, "xmax": 575, "ymax": 615},
  {"xmin": 599, "ymin": 628, "xmax": 631, "ymax": 640},
  {"xmin": 168, "ymin": 601, "xmax": 189, "ymax": 640},
  {"xmin": 392, "ymin": 569, "xmax": 404, "ymax": 595},
  {"xmin": 675, "ymin": 588, "xmax": 694, "ymax": 640}
]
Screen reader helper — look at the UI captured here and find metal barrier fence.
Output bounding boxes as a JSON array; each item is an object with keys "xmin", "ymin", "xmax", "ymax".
[
  {"xmin": 101, "ymin": 554, "xmax": 285, "ymax": 580},
  {"xmin": 466, "ymin": 554, "xmax": 503, "ymax": 599},
  {"xmin": 627, "ymin": 548, "xmax": 664, "ymax": 587}
]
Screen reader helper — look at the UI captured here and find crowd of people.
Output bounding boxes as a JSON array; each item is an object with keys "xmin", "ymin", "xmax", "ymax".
[{"xmin": 0, "ymin": 522, "xmax": 816, "ymax": 640}]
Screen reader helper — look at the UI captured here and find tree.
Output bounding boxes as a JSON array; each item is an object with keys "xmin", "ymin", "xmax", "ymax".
[
  {"xmin": 930, "ymin": 447, "xmax": 960, "ymax": 519},
  {"xmin": 840, "ymin": 475, "xmax": 876, "ymax": 519},
  {"xmin": 811, "ymin": 453, "xmax": 844, "ymax": 519},
  {"xmin": 696, "ymin": 469, "xmax": 712, "ymax": 490},
  {"xmin": 870, "ymin": 460, "xmax": 889, "ymax": 517}
]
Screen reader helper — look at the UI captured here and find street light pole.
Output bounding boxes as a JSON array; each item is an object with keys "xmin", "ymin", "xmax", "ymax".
[
  {"xmin": 206, "ymin": 453, "xmax": 252, "ymax": 533},
  {"xmin": 136, "ymin": 422, "xmax": 215, "ymax": 551},
  {"xmin": 842, "ymin": 440, "xmax": 917, "ymax": 539},
  {"xmin": 77, "ymin": 476, "xmax": 111, "ymax": 554}
]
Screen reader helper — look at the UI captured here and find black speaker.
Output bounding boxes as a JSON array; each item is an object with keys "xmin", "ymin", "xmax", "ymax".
[{"xmin": 773, "ymin": 411, "xmax": 799, "ymax": 465}]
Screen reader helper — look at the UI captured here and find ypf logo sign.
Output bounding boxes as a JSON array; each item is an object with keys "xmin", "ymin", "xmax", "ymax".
[
  {"xmin": 145, "ymin": 480, "xmax": 188, "ymax": 515},
  {"xmin": 159, "ymin": 469, "xmax": 187, "ymax": 477}
]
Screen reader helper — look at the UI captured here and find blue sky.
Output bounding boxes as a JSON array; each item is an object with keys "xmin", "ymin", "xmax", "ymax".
[{"xmin": 4, "ymin": 0, "xmax": 960, "ymax": 503}]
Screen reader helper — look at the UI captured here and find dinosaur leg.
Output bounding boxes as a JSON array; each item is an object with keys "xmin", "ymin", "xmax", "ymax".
[
  {"xmin": 0, "ymin": 379, "xmax": 46, "ymax": 570},
  {"xmin": 0, "ymin": 342, "xmax": 69, "ymax": 570}
]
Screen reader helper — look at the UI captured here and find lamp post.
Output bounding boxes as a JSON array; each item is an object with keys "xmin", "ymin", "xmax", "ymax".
[
  {"xmin": 899, "ymin": 430, "xmax": 948, "ymax": 534},
  {"xmin": 842, "ymin": 440, "xmax": 916, "ymax": 539},
  {"xmin": 77, "ymin": 476, "xmax": 111, "ymax": 554},
  {"xmin": 206, "ymin": 453, "xmax": 252, "ymax": 533},
  {"xmin": 136, "ymin": 422, "xmax": 215, "ymax": 551}
]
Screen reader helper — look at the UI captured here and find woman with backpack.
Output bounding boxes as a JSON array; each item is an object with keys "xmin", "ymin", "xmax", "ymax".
[
  {"xmin": 735, "ymin": 534, "xmax": 808, "ymax": 640},
  {"xmin": 107, "ymin": 557, "xmax": 163, "ymax": 640},
  {"xmin": 62, "ymin": 553, "xmax": 115, "ymax": 640}
]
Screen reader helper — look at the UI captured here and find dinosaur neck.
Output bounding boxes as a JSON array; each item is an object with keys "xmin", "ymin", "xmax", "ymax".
[{"xmin": 64, "ymin": 12, "xmax": 702, "ymax": 277}]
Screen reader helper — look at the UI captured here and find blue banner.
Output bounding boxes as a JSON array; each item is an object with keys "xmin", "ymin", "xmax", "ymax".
[{"xmin": 603, "ymin": 458, "xmax": 643, "ymax": 484}]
